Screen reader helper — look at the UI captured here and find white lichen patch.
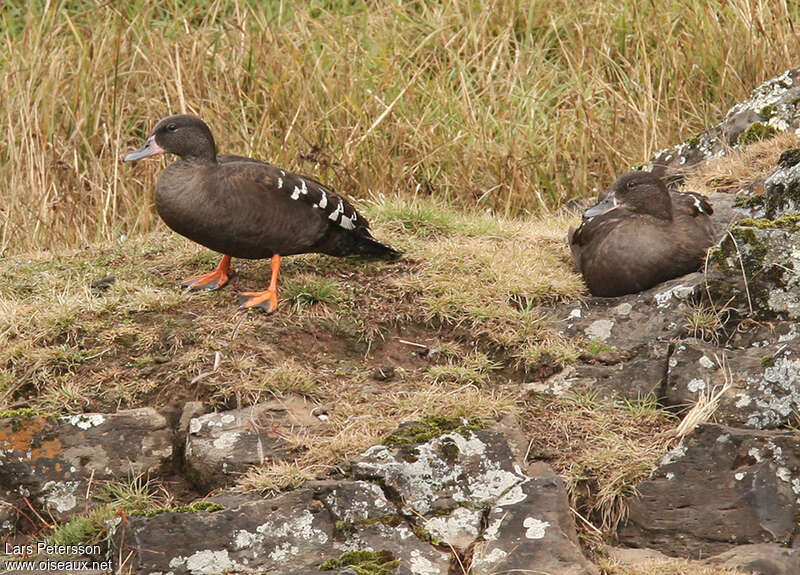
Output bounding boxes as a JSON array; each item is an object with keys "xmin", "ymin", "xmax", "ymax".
[
  {"xmin": 748, "ymin": 447, "xmax": 763, "ymax": 462},
  {"xmin": 698, "ymin": 356, "xmax": 716, "ymax": 369},
  {"xmin": 256, "ymin": 509, "xmax": 328, "ymax": 545},
  {"xmin": 40, "ymin": 480, "xmax": 80, "ymax": 513},
  {"xmin": 659, "ymin": 444, "xmax": 687, "ymax": 466},
  {"xmin": 612, "ymin": 302, "xmax": 632, "ymax": 316},
  {"xmin": 189, "ymin": 419, "xmax": 203, "ymax": 434},
  {"xmin": 523, "ymin": 517, "xmax": 550, "ymax": 539},
  {"xmin": 568, "ymin": 308, "xmax": 581, "ymax": 319},
  {"xmin": 735, "ymin": 472, "xmax": 746, "ymax": 481},
  {"xmin": 776, "ymin": 467, "xmax": 792, "ymax": 482},
  {"xmin": 425, "ymin": 507, "xmax": 481, "ymax": 546},
  {"xmin": 408, "ymin": 549, "xmax": 446, "ymax": 575},
  {"xmin": 743, "ymin": 355, "xmax": 800, "ymax": 428},
  {"xmin": 232, "ymin": 529, "xmax": 256, "ymax": 550},
  {"xmin": 687, "ymin": 378, "xmax": 707, "ymax": 393},
  {"xmin": 323, "ymin": 482, "xmax": 389, "ymax": 522},
  {"xmin": 267, "ymin": 541, "xmax": 299, "ymax": 562},
  {"xmin": 62, "ymin": 414, "xmax": 105, "ymax": 430},
  {"xmin": 173, "ymin": 550, "xmax": 246, "ymax": 575},
  {"xmin": 212, "ymin": 430, "xmax": 242, "ymax": 450},
  {"xmin": 471, "ymin": 546, "xmax": 508, "ymax": 569},
  {"xmin": 584, "ymin": 319, "xmax": 614, "ymax": 341}
]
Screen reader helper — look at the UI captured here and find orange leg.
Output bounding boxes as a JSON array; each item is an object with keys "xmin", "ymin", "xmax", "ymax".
[
  {"xmin": 181, "ymin": 254, "xmax": 232, "ymax": 291},
  {"xmin": 239, "ymin": 254, "xmax": 281, "ymax": 313}
]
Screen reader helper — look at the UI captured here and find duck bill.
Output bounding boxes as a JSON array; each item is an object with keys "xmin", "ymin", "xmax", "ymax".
[
  {"xmin": 583, "ymin": 192, "xmax": 618, "ymax": 219},
  {"xmin": 123, "ymin": 135, "xmax": 164, "ymax": 162}
]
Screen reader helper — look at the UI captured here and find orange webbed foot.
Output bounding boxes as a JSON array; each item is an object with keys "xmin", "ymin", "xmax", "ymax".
[
  {"xmin": 181, "ymin": 255, "xmax": 232, "ymax": 291},
  {"xmin": 238, "ymin": 290, "xmax": 279, "ymax": 313}
]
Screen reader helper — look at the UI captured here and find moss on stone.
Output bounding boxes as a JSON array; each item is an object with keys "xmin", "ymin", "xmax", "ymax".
[
  {"xmin": 412, "ymin": 524, "xmax": 444, "ymax": 546},
  {"xmin": 585, "ymin": 339, "xmax": 616, "ymax": 355},
  {"xmin": 761, "ymin": 355, "xmax": 775, "ymax": 368},
  {"xmin": 686, "ymin": 133, "xmax": 702, "ymax": 147},
  {"xmin": 320, "ymin": 550, "xmax": 399, "ymax": 574},
  {"xmin": 759, "ymin": 105, "xmax": 775, "ymax": 120},
  {"xmin": 0, "ymin": 408, "xmax": 53, "ymax": 419},
  {"xmin": 738, "ymin": 122, "xmax": 778, "ymax": 146},
  {"xmin": 132, "ymin": 500, "xmax": 225, "ymax": 517},
  {"xmin": 382, "ymin": 416, "xmax": 486, "ymax": 447},
  {"xmin": 733, "ymin": 213, "xmax": 800, "ymax": 231},
  {"xmin": 707, "ymin": 247, "xmax": 732, "ymax": 274},
  {"xmin": 778, "ymin": 148, "xmax": 800, "ymax": 169}
]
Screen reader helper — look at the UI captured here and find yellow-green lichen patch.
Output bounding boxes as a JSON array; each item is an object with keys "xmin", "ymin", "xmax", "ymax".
[
  {"xmin": 320, "ymin": 550, "xmax": 399, "ymax": 574},
  {"xmin": 131, "ymin": 500, "xmax": 225, "ymax": 517},
  {"xmin": 412, "ymin": 524, "xmax": 444, "ymax": 546},
  {"xmin": 0, "ymin": 408, "xmax": 56, "ymax": 419},
  {"xmin": 738, "ymin": 122, "xmax": 779, "ymax": 146},
  {"xmin": 381, "ymin": 416, "xmax": 486, "ymax": 448}
]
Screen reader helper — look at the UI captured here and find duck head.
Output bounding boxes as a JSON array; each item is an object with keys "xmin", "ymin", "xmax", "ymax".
[
  {"xmin": 124, "ymin": 114, "xmax": 217, "ymax": 163},
  {"xmin": 584, "ymin": 171, "xmax": 672, "ymax": 220}
]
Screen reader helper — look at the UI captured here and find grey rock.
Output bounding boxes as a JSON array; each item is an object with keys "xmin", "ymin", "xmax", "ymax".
[
  {"xmin": 0, "ymin": 408, "xmax": 172, "ymax": 519},
  {"xmin": 705, "ymin": 543, "xmax": 800, "ymax": 575},
  {"xmin": 353, "ymin": 428, "xmax": 597, "ymax": 574},
  {"xmin": 184, "ymin": 398, "xmax": 326, "ymax": 491},
  {"xmin": 118, "ymin": 485, "xmax": 451, "ymax": 575},
  {"xmin": 707, "ymin": 216, "xmax": 800, "ymax": 320},
  {"xmin": 666, "ymin": 339, "xmax": 800, "ymax": 429},
  {"xmin": 620, "ymin": 423, "xmax": 800, "ymax": 557}
]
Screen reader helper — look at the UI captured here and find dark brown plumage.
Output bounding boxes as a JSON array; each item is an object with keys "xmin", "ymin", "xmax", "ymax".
[
  {"xmin": 123, "ymin": 114, "xmax": 399, "ymax": 312},
  {"xmin": 569, "ymin": 171, "xmax": 714, "ymax": 297}
]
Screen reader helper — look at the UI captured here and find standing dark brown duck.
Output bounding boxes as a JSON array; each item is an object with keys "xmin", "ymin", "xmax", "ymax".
[
  {"xmin": 123, "ymin": 114, "xmax": 399, "ymax": 313},
  {"xmin": 569, "ymin": 171, "xmax": 714, "ymax": 297}
]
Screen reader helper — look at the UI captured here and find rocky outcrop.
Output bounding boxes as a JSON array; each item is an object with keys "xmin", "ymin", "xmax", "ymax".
[
  {"xmin": 619, "ymin": 424, "xmax": 800, "ymax": 557},
  {"xmin": 118, "ymin": 423, "xmax": 596, "ymax": 575},
  {"xmin": 0, "ymin": 408, "xmax": 172, "ymax": 522}
]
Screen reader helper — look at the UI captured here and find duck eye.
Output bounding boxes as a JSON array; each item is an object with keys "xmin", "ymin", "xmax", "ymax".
[{"xmin": 166, "ymin": 124, "xmax": 177, "ymax": 132}]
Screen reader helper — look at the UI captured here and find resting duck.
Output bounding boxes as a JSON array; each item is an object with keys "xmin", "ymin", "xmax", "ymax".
[
  {"xmin": 124, "ymin": 114, "xmax": 399, "ymax": 313},
  {"xmin": 569, "ymin": 171, "xmax": 714, "ymax": 297}
]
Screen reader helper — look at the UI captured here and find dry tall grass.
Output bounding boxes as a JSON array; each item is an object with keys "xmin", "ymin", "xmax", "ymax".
[{"xmin": 2, "ymin": 0, "xmax": 799, "ymax": 254}]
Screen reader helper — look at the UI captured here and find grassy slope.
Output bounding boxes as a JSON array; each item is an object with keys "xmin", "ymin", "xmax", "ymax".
[
  {"xmin": 1, "ymin": 199, "xmax": 743, "ymax": 574},
  {"xmin": 2, "ymin": 0, "xmax": 799, "ymax": 254}
]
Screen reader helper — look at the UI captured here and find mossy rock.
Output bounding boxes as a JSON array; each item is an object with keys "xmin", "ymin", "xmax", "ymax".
[
  {"xmin": 382, "ymin": 416, "xmax": 486, "ymax": 447},
  {"xmin": 735, "ymin": 183, "xmax": 800, "ymax": 220},
  {"xmin": 320, "ymin": 550, "xmax": 399, "ymax": 574}
]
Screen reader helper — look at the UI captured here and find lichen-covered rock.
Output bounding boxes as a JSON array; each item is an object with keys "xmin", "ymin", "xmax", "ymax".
[
  {"xmin": 319, "ymin": 481, "xmax": 451, "ymax": 574},
  {"xmin": 707, "ymin": 214, "xmax": 800, "ymax": 319},
  {"xmin": 704, "ymin": 543, "xmax": 800, "ymax": 575},
  {"xmin": 620, "ymin": 424, "xmax": 800, "ymax": 558},
  {"xmin": 735, "ymin": 152, "xmax": 800, "ymax": 220},
  {"xmin": 0, "ymin": 408, "xmax": 172, "ymax": 520},
  {"xmin": 666, "ymin": 339, "xmax": 800, "ymax": 429},
  {"xmin": 184, "ymin": 398, "xmax": 326, "ymax": 491},
  {"xmin": 118, "ymin": 485, "xmax": 451, "ymax": 575},
  {"xmin": 471, "ymin": 466, "xmax": 598, "ymax": 575},
  {"xmin": 352, "ymin": 428, "xmax": 597, "ymax": 574},
  {"xmin": 647, "ymin": 67, "xmax": 800, "ymax": 176},
  {"xmin": 544, "ymin": 274, "xmax": 706, "ymax": 399}
]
